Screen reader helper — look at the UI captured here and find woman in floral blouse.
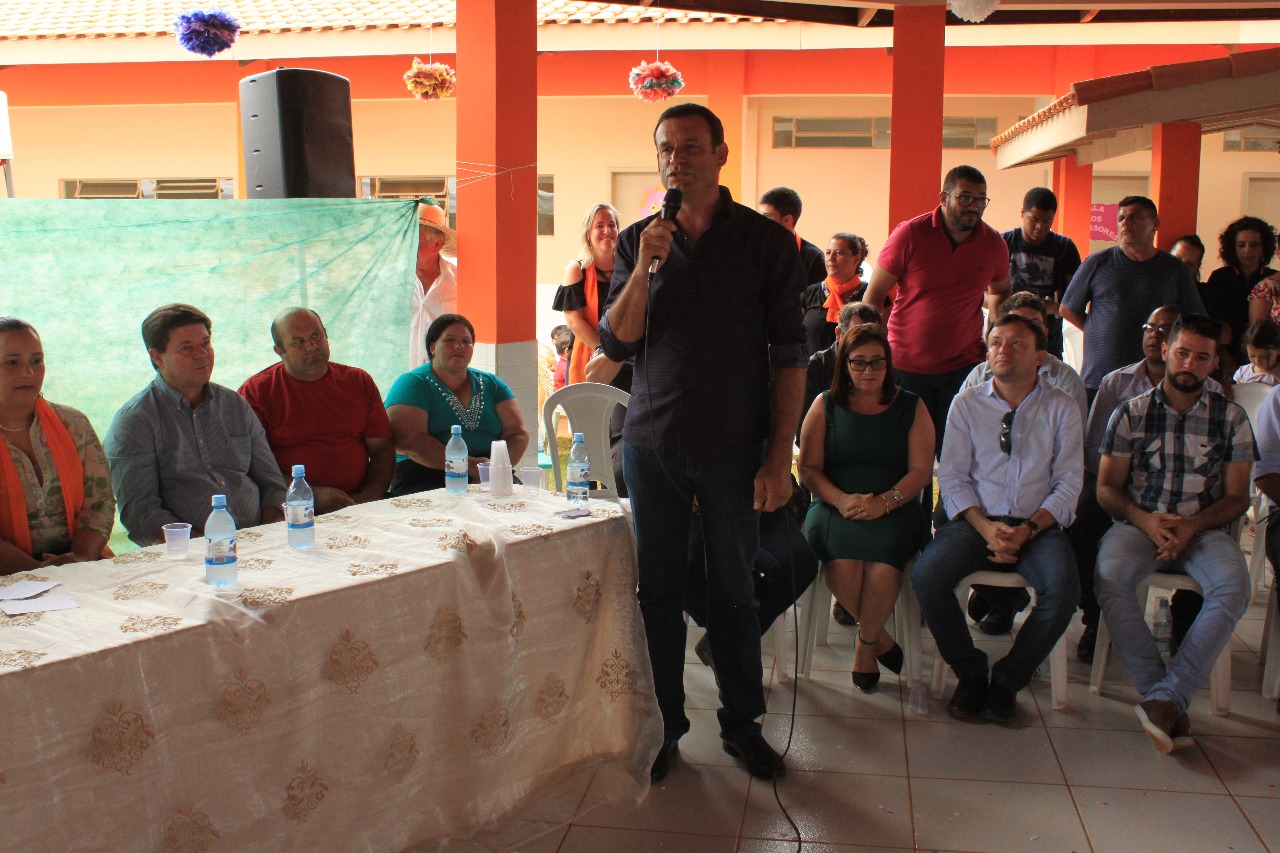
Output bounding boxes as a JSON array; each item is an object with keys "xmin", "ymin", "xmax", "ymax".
[{"xmin": 0, "ymin": 317, "xmax": 114, "ymax": 573}]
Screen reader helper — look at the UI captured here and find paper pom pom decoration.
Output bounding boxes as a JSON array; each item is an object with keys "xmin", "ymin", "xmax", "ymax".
[
  {"xmin": 629, "ymin": 61, "xmax": 685, "ymax": 103},
  {"xmin": 173, "ymin": 8, "xmax": 240, "ymax": 57},
  {"xmin": 950, "ymin": 0, "xmax": 1000, "ymax": 22},
  {"xmin": 404, "ymin": 58, "xmax": 457, "ymax": 101}
]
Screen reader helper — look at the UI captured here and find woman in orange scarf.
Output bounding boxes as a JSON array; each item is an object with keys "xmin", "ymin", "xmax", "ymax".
[
  {"xmin": 801, "ymin": 233, "xmax": 870, "ymax": 357},
  {"xmin": 554, "ymin": 203, "xmax": 621, "ymax": 385},
  {"xmin": 0, "ymin": 318, "xmax": 114, "ymax": 573}
]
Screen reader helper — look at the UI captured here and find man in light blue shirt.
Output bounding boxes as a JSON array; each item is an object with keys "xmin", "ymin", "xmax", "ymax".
[
  {"xmin": 1252, "ymin": 383, "xmax": 1280, "ymax": 714},
  {"xmin": 912, "ymin": 314, "xmax": 1083, "ymax": 723}
]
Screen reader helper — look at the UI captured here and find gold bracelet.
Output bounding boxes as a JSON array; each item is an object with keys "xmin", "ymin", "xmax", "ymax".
[
  {"xmin": 890, "ymin": 487, "xmax": 906, "ymax": 507},
  {"xmin": 880, "ymin": 494, "xmax": 894, "ymax": 514}
]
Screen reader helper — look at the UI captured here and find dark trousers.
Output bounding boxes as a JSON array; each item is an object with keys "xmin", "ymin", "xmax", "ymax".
[
  {"xmin": 897, "ymin": 362, "xmax": 979, "ymax": 513},
  {"xmin": 1069, "ymin": 471, "xmax": 1113, "ymax": 628},
  {"xmin": 685, "ymin": 509, "xmax": 819, "ymax": 634},
  {"xmin": 623, "ymin": 442, "xmax": 765, "ymax": 742},
  {"xmin": 1046, "ymin": 315, "xmax": 1065, "ymax": 360}
]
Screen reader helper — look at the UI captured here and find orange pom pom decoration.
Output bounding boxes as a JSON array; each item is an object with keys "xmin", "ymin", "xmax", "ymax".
[
  {"xmin": 404, "ymin": 57, "xmax": 457, "ymax": 101},
  {"xmin": 629, "ymin": 60, "xmax": 685, "ymax": 103}
]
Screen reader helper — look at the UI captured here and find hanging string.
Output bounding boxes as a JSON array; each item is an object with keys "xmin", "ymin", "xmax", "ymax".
[
  {"xmin": 453, "ymin": 161, "xmax": 539, "ymax": 199},
  {"xmin": 654, "ymin": 13, "xmax": 661, "ymax": 62},
  {"xmin": 428, "ymin": 23, "xmax": 434, "ymax": 63}
]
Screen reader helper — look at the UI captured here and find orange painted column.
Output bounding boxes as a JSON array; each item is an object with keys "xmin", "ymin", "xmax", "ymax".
[
  {"xmin": 888, "ymin": 4, "xmax": 946, "ymax": 229},
  {"xmin": 1052, "ymin": 154, "xmax": 1093, "ymax": 254},
  {"xmin": 1151, "ymin": 121, "xmax": 1202, "ymax": 250},
  {"xmin": 706, "ymin": 50, "xmax": 746, "ymax": 200},
  {"xmin": 456, "ymin": 0, "xmax": 537, "ymax": 345}
]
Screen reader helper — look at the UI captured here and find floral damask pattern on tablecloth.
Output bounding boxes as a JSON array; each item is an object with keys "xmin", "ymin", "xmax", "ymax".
[
  {"xmin": 0, "ymin": 613, "xmax": 41, "ymax": 628},
  {"xmin": 0, "ymin": 649, "xmax": 45, "ymax": 668},
  {"xmin": 471, "ymin": 700, "xmax": 510, "ymax": 755},
  {"xmin": 596, "ymin": 649, "xmax": 637, "ymax": 701},
  {"xmin": 437, "ymin": 530, "xmax": 479, "ymax": 554},
  {"xmin": 237, "ymin": 530, "xmax": 263, "ymax": 543},
  {"xmin": 316, "ymin": 513, "xmax": 352, "ymax": 525},
  {"xmin": 508, "ymin": 523, "xmax": 553, "ymax": 537},
  {"xmin": 535, "ymin": 674, "xmax": 569, "ymax": 723},
  {"xmin": 282, "ymin": 761, "xmax": 327, "ymax": 824},
  {"xmin": 390, "ymin": 497, "xmax": 433, "ymax": 509},
  {"xmin": 0, "ymin": 572, "xmax": 49, "ymax": 586},
  {"xmin": 87, "ymin": 701, "xmax": 154, "ymax": 775},
  {"xmin": 239, "ymin": 558, "xmax": 275, "ymax": 572},
  {"xmin": 482, "ymin": 500, "xmax": 527, "ymax": 513},
  {"xmin": 384, "ymin": 724, "xmax": 420, "ymax": 782},
  {"xmin": 113, "ymin": 581, "xmax": 168, "ymax": 600},
  {"xmin": 121, "ymin": 615, "xmax": 181, "ymax": 634},
  {"xmin": 574, "ymin": 571, "xmax": 601, "ymax": 623},
  {"xmin": 510, "ymin": 592, "xmax": 525, "ymax": 640},
  {"xmin": 218, "ymin": 668, "xmax": 271, "ymax": 735},
  {"xmin": 239, "ymin": 587, "xmax": 294, "ymax": 607},
  {"xmin": 162, "ymin": 805, "xmax": 219, "ymax": 853},
  {"xmin": 324, "ymin": 629, "xmax": 379, "ymax": 694},
  {"xmin": 325, "ymin": 533, "xmax": 370, "ymax": 550},
  {"xmin": 425, "ymin": 606, "xmax": 467, "ymax": 662},
  {"xmin": 348, "ymin": 562, "xmax": 399, "ymax": 577},
  {"xmin": 113, "ymin": 550, "xmax": 161, "ymax": 565},
  {"xmin": 408, "ymin": 517, "xmax": 452, "ymax": 528}
]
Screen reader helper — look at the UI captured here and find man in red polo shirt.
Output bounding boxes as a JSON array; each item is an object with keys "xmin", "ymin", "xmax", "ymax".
[
  {"xmin": 240, "ymin": 308, "xmax": 395, "ymax": 513},
  {"xmin": 863, "ymin": 165, "xmax": 1011, "ymax": 473}
]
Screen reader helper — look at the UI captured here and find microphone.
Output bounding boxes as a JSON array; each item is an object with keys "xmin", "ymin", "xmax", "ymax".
[{"xmin": 648, "ymin": 188, "xmax": 683, "ymax": 275}]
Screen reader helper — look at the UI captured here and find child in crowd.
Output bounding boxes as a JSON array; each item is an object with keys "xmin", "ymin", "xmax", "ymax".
[
  {"xmin": 551, "ymin": 324, "xmax": 572, "ymax": 390},
  {"xmin": 1234, "ymin": 319, "xmax": 1280, "ymax": 386}
]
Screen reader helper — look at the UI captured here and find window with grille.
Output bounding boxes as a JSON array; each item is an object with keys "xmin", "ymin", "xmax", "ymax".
[
  {"xmin": 1223, "ymin": 126, "xmax": 1280, "ymax": 152},
  {"xmin": 772, "ymin": 116, "xmax": 998, "ymax": 150},
  {"xmin": 61, "ymin": 178, "xmax": 232, "ymax": 199}
]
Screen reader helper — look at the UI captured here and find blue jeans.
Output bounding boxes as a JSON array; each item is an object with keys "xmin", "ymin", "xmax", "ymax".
[
  {"xmin": 623, "ymin": 443, "xmax": 765, "ymax": 742},
  {"xmin": 911, "ymin": 519, "xmax": 1080, "ymax": 691},
  {"xmin": 1095, "ymin": 523, "xmax": 1250, "ymax": 712}
]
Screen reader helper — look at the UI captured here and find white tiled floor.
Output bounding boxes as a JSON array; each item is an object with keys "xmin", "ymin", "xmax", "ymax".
[{"xmin": 502, "ymin": 591, "xmax": 1280, "ymax": 853}]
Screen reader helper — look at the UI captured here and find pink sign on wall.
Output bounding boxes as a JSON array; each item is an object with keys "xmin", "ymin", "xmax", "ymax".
[{"xmin": 1091, "ymin": 203, "xmax": 1119, "ymax": 242}]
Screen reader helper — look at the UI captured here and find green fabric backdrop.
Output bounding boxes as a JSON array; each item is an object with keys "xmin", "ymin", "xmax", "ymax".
[{"xmin": 2, "ymin": 198, "xmax": 419, "ymax": 445}]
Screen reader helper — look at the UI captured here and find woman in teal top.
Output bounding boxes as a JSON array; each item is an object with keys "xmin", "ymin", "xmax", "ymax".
[
  {"xmin": 386, "ymin": 314, "xmax": 530, "ymax": 495},
  {"xmin": 799, "ymin": 323, "xmax": 934, "ymax": 693}
]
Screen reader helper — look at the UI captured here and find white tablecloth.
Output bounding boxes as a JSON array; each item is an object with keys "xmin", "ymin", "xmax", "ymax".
[{"xmin": 0, "ymin": 491, "xmax": 661, "ymax": 852}]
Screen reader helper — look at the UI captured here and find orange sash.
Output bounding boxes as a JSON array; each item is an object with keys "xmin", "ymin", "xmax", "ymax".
[
  {"xmin": 822, "ymin": 274, "xmax": 862, "ymax": 324},
  {"xmin": 567, "ymin": 262, "xmax": 602, "ymax": 385},
  {"xmin": 0, "ymin": 399, "xmax": 85, "ymax": 557}
]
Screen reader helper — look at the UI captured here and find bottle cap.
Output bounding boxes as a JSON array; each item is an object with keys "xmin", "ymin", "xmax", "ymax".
[
  {"xmin": 573, "ymin": 432, "xmax": 584, "ymax": 442},
  {"xmin": 452, "ymin": 424, "xmax": 463, "ymax": 435},
  {"xmin": 292, "ymin": 464, "xmax": 306, "ymax": 477},
  {"xmin": 211, "ymin": 494, "xmax": 227, "ymax": 507}
]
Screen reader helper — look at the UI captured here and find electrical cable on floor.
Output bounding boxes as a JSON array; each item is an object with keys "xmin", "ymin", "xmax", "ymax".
[{"xmin": 641, "ymin": 264, "xmax": 805, "ymax": 852}]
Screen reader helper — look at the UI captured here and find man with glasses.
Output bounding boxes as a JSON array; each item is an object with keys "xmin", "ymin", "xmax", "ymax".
[
  {"xmin": 1061, "ymin": 196, "xmax": 1204, "ymax": 403},
  {"xmin": 1095, "ymin": 313, "xmax": 1254, "ymax": 754},
  {"xmin": 863, "ymin": 166, "xmax": 1011, "ymax": 478},
  {"xmin": 1073, "ymin": 306, "xmax": 1222, "ymax": 662},
  {"xmin": 911, "ymin": 314, "xmax": 1083, "ymax": 723}
]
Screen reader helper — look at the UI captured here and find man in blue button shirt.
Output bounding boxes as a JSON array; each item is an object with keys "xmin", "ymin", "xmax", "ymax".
[
  {"xmin": 912, "ymin": 314, "xmax": 1083, "ymax": 723},
  {"xmin": 600, "ymin": 103, "xmax": 806, "ymax": 782}
]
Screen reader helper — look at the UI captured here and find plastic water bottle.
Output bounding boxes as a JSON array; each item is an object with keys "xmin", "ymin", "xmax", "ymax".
[
  {"xmin": 567, "ymin": 433, "xmax": 590, "ymax": 506},
  {"xmin": 204, "ymin": 494, "xmax": 238, "ymax": 587},
  {"xmin": 1153, "ymin": 597, "xmax": 1173, "ymax": 659},
  {"xmin": 445, "ymin": 424, "xmax": 468, "ymax": 494},
  {"xmin": 285, "ymin": 464, "xmax": 315, "ymax": 549}
]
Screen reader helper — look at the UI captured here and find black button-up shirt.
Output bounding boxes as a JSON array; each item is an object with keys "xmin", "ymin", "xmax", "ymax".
[{"xmin": 599, "ymin": 188, "xmax": 807, "ymax": 459}]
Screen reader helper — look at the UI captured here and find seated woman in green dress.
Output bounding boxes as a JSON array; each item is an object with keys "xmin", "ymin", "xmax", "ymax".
[
  {"xmin": 0, "ymin": 317, "xmax": 115, "ymax": 574},
  {"xmin": 385, "ymin": 314, "xmax": 530, "ymax": 495},
  {"xmin": 798, "ymin": 323, "xmax": 934, "ymax": 692}
]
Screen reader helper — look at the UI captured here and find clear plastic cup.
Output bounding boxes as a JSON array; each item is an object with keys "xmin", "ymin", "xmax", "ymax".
[
  {"xmin": 521, "ymin": 466, "xmax": 543, "ymax": 495},
  {"xmin": 477, "ymin": 462, "xmax": 491, "ymax": 489},
  {"xmin": 163, "ymin": 522, "xmax": 192, "ymax": 559}
]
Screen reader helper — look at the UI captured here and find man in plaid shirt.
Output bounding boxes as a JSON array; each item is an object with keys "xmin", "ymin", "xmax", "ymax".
[{"xmin": 1096, "ymin": 313, "xmax": 1256, "ymax": 754}]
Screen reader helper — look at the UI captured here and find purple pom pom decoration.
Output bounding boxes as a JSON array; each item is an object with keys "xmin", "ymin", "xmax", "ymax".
[{"xmin": 174, "ymin": 9, "xmax": 241, "ymax": 57}]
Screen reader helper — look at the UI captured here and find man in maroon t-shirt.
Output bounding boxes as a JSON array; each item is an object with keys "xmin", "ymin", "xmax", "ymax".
[
  {"xmin": 863, "ymin": 165, "xmax": 1011, "ymax": 465},
  {"xmin": 240, "ymin": 308, "xmax": 395, "ymax": 513}
]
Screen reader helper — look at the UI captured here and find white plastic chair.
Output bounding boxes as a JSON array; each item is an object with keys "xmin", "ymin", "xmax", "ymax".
[
  {"xmin": 1232, "ymin": 381, "xmax": 1273, "ymax": 601},
  {"xmin": 927, "ymin": 570, "xmax": 1069, "ymax": 710},
  {"xmin": 541, "ymin": 382, "xmax": 629, "ymax": 497},
  {"xmin": 1262, "ymin": 583, "xmax": 1280, "ymax": 700},
  {"xmin": 1089, "ymin": 572, "xmax": 1233, "ymax": 716}
]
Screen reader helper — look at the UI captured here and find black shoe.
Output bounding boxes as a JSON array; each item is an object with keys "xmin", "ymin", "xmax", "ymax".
[
  {"xmin": 694, "ymin": 634, "xmax": 721, "ymax": 689},
  {"xmin": 982, "ymin": 682, "xmax": 1019, "ymax": 723},
  {"xmin": 1076, "ymin": 624, "xmax": 1098, "ymax": 664},
  {"xmin": 651, "ymin": 738, "xmax": 679, "ymax": 782},
  {"xmin": 947, "ymin": 673, "xmax": 989, "ymax": 721},
  {"xmin": 967, "ymin": 589, "xmax": 991, "ymax": 624},
  {"xmin": 978, "ymin": 589, "xmax": 1032, "ymax": 636},
  {"xmin": 832, "ymin": 601, "xmax": 858, "ymax": 627},
  {"xmin": 852, "ymin": 669, "xmax": 880, "ymax": 693},
  {"xmin": 876, "ymin": 641, "xmax": 905, "ymax": 675},
  {"xmin": 722, "ymin": 732, "xmax": 786, "ymax": 780}
]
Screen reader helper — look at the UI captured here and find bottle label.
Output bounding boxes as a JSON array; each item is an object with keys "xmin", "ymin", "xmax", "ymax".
[
  {"xmin": 446, "ymin": 457, "xmax": 468, "ymax": 476},
  {"xmin": 568, "ymin": 462, "xmax": 589, "ymax": 485},
  {"xmin": 206, "ymin": 537, "xmax": 237, "ymax": 565},
  {"xmin": 286, "ymin": 504, "xmax": 314, "ymax": 528}
]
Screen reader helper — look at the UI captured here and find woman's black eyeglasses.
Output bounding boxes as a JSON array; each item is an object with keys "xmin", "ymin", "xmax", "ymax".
[
  {"xmin": 999, "ymin": 411, "xmax": 1015, "ymax": 455},
  {"xmin": 846, "ymin": 357, "xmax": 888, "ymax": 372}
]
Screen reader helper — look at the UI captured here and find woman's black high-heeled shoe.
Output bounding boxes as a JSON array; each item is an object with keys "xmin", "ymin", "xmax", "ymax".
[
  {"xmin": 876, "ymin": 640, "xmax": 904, "ymax": 675},
  {"xmin": 852, "ymin": 633, "xmax": 882, "ymax": 693}
]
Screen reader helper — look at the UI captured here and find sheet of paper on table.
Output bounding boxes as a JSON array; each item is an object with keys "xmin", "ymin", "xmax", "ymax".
[
  {"xmin": 0, "ymin": 592, "xmax": 78, "ymax": 615},
  {"xmin": 0, "ymin": 580, "xmax": 60, "ymax": 600}
]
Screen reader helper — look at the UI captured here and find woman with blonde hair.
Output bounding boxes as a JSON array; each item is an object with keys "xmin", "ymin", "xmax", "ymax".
[{"xmin": 554, "ymin": 202, "xmax": 621, "ymax": 385}]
